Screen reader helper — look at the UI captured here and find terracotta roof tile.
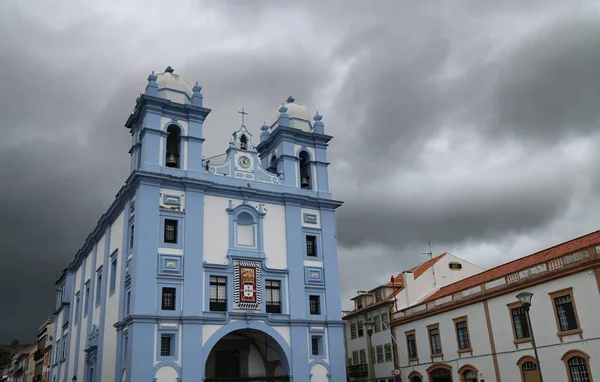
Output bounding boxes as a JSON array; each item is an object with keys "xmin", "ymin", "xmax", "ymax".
[
  {"xmin": 412, "ymin": 253, "xmax": 447, "ymax": 278},
  {"xmin": 423, "ymin": 230, "xmax": 600, "ymax": 302}
]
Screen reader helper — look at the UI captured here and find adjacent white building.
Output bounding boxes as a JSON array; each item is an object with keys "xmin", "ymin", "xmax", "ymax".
[
  {"xmin": 392, "ymin": 230, "xmax": 600, "ymax": 382},
  {"xmin": 344, "ymin": 253, "xmax": 485, "ymax": 381}
]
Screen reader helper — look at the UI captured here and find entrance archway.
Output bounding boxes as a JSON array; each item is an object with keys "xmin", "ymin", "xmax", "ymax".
[
  {"xmin": 427, "ymin": 364, "xmax": 453, "ymax": 382},
  {"xmin": 205, "ymin": 329, "xmax": 291, "ymax": 381}
]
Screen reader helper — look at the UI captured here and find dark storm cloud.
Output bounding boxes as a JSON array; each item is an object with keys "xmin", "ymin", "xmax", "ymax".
[{"xmin": 2, "ymin": 0, "xmax": 600, "ymax": 340}]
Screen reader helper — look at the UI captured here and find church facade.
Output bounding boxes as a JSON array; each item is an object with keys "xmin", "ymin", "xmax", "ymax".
[{"xmin": 49, "ymin": 67, "xmax": 345, "ymax": 382}]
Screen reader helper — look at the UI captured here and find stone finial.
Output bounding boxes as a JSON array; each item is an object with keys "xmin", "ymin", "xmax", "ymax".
[
  {"xmin": 260, "ymin": 121, "xmax": 270, "ymax": 142},
  {"xmin": 192, "ymin": 81, "xmax": 203, "ymax": 106},
  {"xmin": 313, "ymin": 111, "xmax": 324, "ymax": 134},
  {"xmin": 279, "ymin": 103, "xmax": 288, "ymax": 114},
  {"xmin": 165, "ymin": 66, "xmax": 174, "ymax": 73},
  {"xmin": 145, "ymin": 70, "xmax": 158, "ymax": 96},
  {"xmin": 286, "ymin": 96, "xmax": 295, "ymax": 103},
  {"xmin": 277, "ymin": 103, "xmax": 290, "ymax": 127}
]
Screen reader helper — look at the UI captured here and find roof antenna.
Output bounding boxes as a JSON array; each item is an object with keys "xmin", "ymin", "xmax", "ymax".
[{"xmin": 421, "ymin": 241, "xmax": 436, "ymax": 289}]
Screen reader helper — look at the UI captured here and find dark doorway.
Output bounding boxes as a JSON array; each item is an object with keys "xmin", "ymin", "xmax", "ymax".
[
  {"xmin": 215, "ymin": 351, "xmax": 239, "ymax": 378},
  {"xmin": 430, "ymin": 368, "xmax": 453, "ymax": 382}
]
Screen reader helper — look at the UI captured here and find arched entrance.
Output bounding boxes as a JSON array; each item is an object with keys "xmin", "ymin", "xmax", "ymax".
[
  {"xmin": 427, "ymin": 364, "xmax": 453, "ymax": 382},
  {"xmin": 205, "ymin": 329, "xmax": 291, "ymax": 381}
]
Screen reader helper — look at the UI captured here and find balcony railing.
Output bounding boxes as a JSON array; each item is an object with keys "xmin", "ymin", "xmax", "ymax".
[
  {"xmin": 209, "ymin": 298, "xmax": 227, "ymax": 312},
  {"xmin": 34, "ymin": 350, "xmax": 44, "ymax": 361},
  {"xmin": 266, "ymin": 301, "xmax": 281, "ymax": 314},
  {"xmin": 347, "ymin": 364, "xmax": 369, "ymax": 378}
]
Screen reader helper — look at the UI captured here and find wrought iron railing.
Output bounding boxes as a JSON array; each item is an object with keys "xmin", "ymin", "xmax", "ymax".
[
  {"xmin": 347, "ymin": 363, "xmax": 369, "ymax": 377},
  {"xmin": 209, "ymin": 298, "xmax": 227, "ymax": 312}
]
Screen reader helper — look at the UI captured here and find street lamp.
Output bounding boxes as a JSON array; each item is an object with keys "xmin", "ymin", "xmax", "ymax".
[
  {"xmin": 363, "ymin": 318, "xmax": 375, "ymax": 382},
  {"xmin": 516, "ymin": 292, "xmax": 544, "ymax": 382}
]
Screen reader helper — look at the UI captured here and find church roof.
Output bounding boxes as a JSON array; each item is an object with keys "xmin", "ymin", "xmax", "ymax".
[
  {"xmin": 270, "ymin": 96, "xmax": 313, "ymax": 133},
  {"xmin": 155, "ymin": 68, "xmax": 193, "ymax": 98}
]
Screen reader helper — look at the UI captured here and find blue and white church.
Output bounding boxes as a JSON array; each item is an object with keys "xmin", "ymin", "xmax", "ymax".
[{"xmin": 49, "ymin": 67, "xmax": 346, "ymax": 382}]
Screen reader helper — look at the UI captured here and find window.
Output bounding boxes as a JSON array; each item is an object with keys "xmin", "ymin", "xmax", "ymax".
[
  {"xmin": 356, "ymin": 299, "xmax": 363, "ymax": 309},
  {"xmin": 371, "ymin": 347, "xmax": 376, "ymax": 364},
  {"xmin": 309, "ymin": 295, "xmax": 321, "ymax": 315},
  {"xmin": 453, "ymin": 316, "xmax": 471, "ymax": 351},
  {"xmin": 311, "ymin": 336, "xmax": 320, "ymax": 356},
  {"xmin": 209, "ymin": 276, "xmax": 227, "ymax": 311},
  {"xmin": 381, "ymin": 312, "xmax": 389, "ymax": 330},
  {"xmin": 164, "ymin": 219, "xmax": 178, "ymax": 244},
  {"xmin": 61, "ymin": 335, "xmax": 67, "ymax": 360},
  {"xmin": 350, "ymin": 322, "xmax": 357, "ymax": 339},
  {"xmin": 84, "ymin": 283, "xmax": 90, "ymax": 316},
  {"xmin": 95, "ymin": 273, "xmax": 102, "ymax": 307},
  {"xmin": 462, "ymin": 370, "xmax": 477, "ymax": 382},
  {"xmin": 357, "ymin": 320, "xmax": 364, "ymax": 337},
  {"xmin": 373, "ymin": 315, "xmax": 381, "ymax": 332},
  {"xmin": 509, "ymin": 304, "xmax": 531, "ymax": 341},
  {"xmin": 359, "ymin": 349, "xmax": 366, "ymax": 364},
  {"xmin": 352, "ymin": 351, "xmax": 359, "ymax": 365},
  {"xmin": 109, "ymin": 255, "xmax": 118, "ymax": 295},
  {"xmin": 129, "ymin": 224, "xmax": 134, "ymax": 249},
  {"xmin": 161, "ymin": 287, "xmax": 176, "ymax": 310},
  {"xmin": 406, "ymin": 331, "xmax": 418, "ymax": 360},
  {"xmin": 265, "ymin": 280, "xmax": 281, "ymax": 313},
  {"xmin": 306, "ymin": 235, "xmax": 317, "ymax": 257},
  {"xmin": 427, "ymin": 324, "xmax": 442, "ymax": 356},
  {"xmin": 74, "ymin": 294, "xmax": 80, "ymax": 326},
  {"xmin": 449, "ymin": 262, "xmax": 462, "ymax": 270},
  {"xmin": 562, "ymin": 351, "xmax": 593, "ymax": 382},
  {"xmin": 549, "ymin": 288, "xmax": 581, "ymax": 336},
  {"xmin": 299, "ymin": 151, "xmax": 311, "ymax": 189},
  {"xmin": 160, "ymin": 335, "xmax": 172, "ymax": 356},
  {"xmin": 376, "ymin": 345, "xmax": 384, "ymax": 363},
  {"xmin": 375, "ymin": 290, "xmax": 382, "ymax": 302},
  {"xmin": 125, "ymin": 290, "xmax": 131, "ymax": 315},
  {"xmin": 384, "ymin": 343, "xmax": 392, "ymax": 362}
]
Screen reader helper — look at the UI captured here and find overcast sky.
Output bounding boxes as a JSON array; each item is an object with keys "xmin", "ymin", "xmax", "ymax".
[{"xmin": 1, "ymin": 0, "xmax": 600, "ymax": 343}]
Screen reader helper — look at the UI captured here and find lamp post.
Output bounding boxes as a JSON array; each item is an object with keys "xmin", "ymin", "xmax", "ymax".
[
  {"xmin": 516, "ymin": 292, "xmax": 544, "ymax": 382},
  {"xmin": 363, "ymin": 318, "xmax": 375, "ymax": 382}
]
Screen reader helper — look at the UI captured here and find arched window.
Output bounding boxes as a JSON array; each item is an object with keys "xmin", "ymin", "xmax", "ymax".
[
  {"xmin": 407, "ymin": 371, "xmax": 422, "ymax": 382},
  {"xmin": 562, "ymin": 350, "xmax": 593, "ymax": 382},
  {"xmin": 298, "ymin": 151, "xmax": 311, "ymax": 190},
  {"xmin": 267, "ymin": 155, "xmax": 277, "ymax": 173},
  {"xmin": 166, "ymin": 125, "xmax": 181, "ymax": 168},
  {"xmin": 427, "ymin": 364, "xmax": 453, "ymax": 382},
  {"xmin": 517, "ymin": 356, "xmax": 538, "ymax": 382},
  {"xmin": 411, "ymin": 376, "xmax": 422, "ymax": 382},
  {"xmin": 240, "ymin": 134, "xmax": 248, "ymax": 150},
  {"xmin": 463, "ymin": 370, "xmax": 477, "ymax": 382}
]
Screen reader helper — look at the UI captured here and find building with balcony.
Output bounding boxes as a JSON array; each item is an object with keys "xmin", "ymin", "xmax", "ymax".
[
  {"xmin": 33, "ymin": 319, "xmax": 53, "ymax": 382},
  {"xmin": 48, "ymin": 67, "xmax": 346, "ymax": 382},
  {"xmin": 344, "ymin": 253, "xmax": 484, "ymax": 381},
  {"xmin": 391, "ymin": 230, "xmax": 600, "ymax": 382}
]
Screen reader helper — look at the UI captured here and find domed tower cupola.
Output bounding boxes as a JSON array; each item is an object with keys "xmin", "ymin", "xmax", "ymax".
[
  {"xmin": 256, "ymin": 96, "xmax": 332, "ymax": 194},
  {"xmin": 125, "ymin": 66, "xmax": 211, "ymax": 175}
]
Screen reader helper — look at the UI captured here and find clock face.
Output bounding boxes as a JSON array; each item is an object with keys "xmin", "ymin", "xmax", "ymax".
[{"xmin": 238, "ymin": 155, "xmax": 251, "ymax": 169}]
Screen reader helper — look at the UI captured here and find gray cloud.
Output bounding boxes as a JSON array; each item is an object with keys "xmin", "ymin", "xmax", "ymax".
[{"xmin": 2, "ymin": 0, "xmax": 600, "ymax": 340}]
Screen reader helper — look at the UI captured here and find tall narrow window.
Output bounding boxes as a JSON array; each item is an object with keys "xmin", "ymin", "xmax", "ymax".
[
  {"xmin": 84, "ymin": 283, "xmax": 90, "ymax": 316},
  {"xmin": 309, "ymin": 295, "xmax": 321, "ymax": 315},
  {"xmin": 352, "ymin": 351, "xmax": 359, "ymax": 365},
  {"xmin": 373, "ymin": 315, "xmax": 381, "ymax": 333},
  {"xmin": 306, "ymin": 235, "xmax": 317, "ymax": 257},
  {"xmin": 554, "ymin": 294, "xmax": 578, "ymax": 331},
  {"xmin": 428, "ymin": 325, "xmax": 442, "ymax": 356},
  {"xmin": 406, "ymin": 332, "xmax": 418, "ymax": 360},
  {"xmin": 129, "ymin": 224, "xmax": 134, "ymax": 249},
  {"xmin": 376, "ymin": 345, "xmax": 384, "ymax": 363},
  {"xmin": 95, "ymin": 273, "xmax": 102, "ymax": 307},
  {"xmin": 381, "ymin": 313, "xmax": 389, "ymax": 330},
  {"xmin": 453, "ymin": 317, "xmax": 471, "ymax": 351},
  {"xmin": 357, "ymin": 320, "xmax": 364, "ymax": 337},
  {"xmin": 375, "ymin": 290, "xmax": 382, "ymax": 302},
  {"xmin": 125, "ymin": 290, "xmax": 131, "ymax": 315},
  {"xmin": 511, "ymin": 306, "xmax": 531, "ymax": 339},
  {"xmin": 110, "ymin": 256, "xmax": 118, "ymax": 295},
  {"xmin": 265, "ymin": 280, "xmax": 281, "ymax": 313},
  {"xmin": 74, "ymin": 294, "xmax": 80, "ymax": 326},
  {"xmin": 164, "ymin": 219, "xmax": 178, "ymax": 244},
  {"xmin": 311, "ymin": 336, "xmax": 320, "ymax": 356},
  {"xmin": 568, "ymin": 356, "xmax": 591, "ymax": 382},
  {"xmin": 209, "ymin": 276, "xmax": 227, "ymax": 311},
  {"xmin": 384, "ymin": 343, "xmax": 392, "ymax": 362},
  {"xmin": 160, "ymin": 335, "xmax": 172, "ymax": 356},
  {"xmin": 161, "ymin": 287, "xmax": 176, "ymax": 310},
  {"xmin": 299, "ymin": 151, "xmax": 311, "ymax": 189},
  {"xmin": 359, "ymin": 349, "xmax": 366, "ymax": 364},
  {"xmin": 350, "ymin": 322, "xmax": 357, "ymax": 339},
  {"xmin": 165, "ymin": 125, "xmax": 181, "ymax": 168}
]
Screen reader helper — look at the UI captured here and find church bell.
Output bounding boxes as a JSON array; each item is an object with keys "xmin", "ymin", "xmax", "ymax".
[
  {"xmin": 166, "ymin": 153, "xmax": 178, "ymax": 167},
  {"xmin": 300, "ymin": 170, "xmax": 309, "ymax": 189}
]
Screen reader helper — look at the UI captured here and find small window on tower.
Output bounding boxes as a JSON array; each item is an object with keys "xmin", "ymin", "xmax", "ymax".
[
  {"xmin": 164, "ymin": 219, "xmax": 178, "ymax": 244},
  {"xmin": 161, "ymin": 287, "xmax": 176, "ymax": 310},
  {"xmin": 306, "ymin": 236, "xmax": 317, "ymax": 257},
  {"xmin": 309, "ymin": 295, "xmax": 321, "ymax": 315},
  {"xmin": 240, "ymin": 134, "xmax": 248, "ymax": 150}
]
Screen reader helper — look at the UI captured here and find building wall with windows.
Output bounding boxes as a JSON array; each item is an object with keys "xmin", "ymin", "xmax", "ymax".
[
  {"xmin": 343, "ymin": 253, "xmax": 485, "ymax": 381},
  {"xmin": 392, "ymin": 230, "xmax": 600, "ymax": 382},
  {"xmin": 48, "ymin": 68, "xmax": 346, "ymax": 382}
]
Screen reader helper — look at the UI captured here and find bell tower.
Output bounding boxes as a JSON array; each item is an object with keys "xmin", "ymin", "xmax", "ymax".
[
  {"xmin": 256, "ymin": 96, "xmax": 332, "ymax": 196},
  {"xmin": 125, "ymin": 66, "xmax": 211, "ymax": 176}
]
